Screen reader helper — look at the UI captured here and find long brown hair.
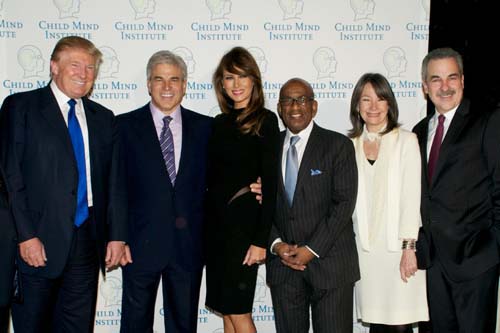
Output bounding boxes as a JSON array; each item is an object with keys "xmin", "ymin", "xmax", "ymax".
[{"xmin": 213, "ymin": 46, "xmax": 266, "ymax": 135}]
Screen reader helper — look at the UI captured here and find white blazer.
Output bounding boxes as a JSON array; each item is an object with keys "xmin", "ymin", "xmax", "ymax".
[{"xmin": 352, "ymin": 127, "xmax": 422, "ymax": 252}]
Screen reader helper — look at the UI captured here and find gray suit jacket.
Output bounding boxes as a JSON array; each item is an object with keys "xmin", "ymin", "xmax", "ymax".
[{"xmin": 266, "ymin": 123, "xmax": 360, "ymax": 289}]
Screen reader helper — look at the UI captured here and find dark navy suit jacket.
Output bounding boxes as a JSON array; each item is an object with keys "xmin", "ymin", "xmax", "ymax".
[
  {"xmin": 117, "ymin": 104, "xmax": 212, "ymax": 271},
  {"xmin": 0, "ymin": 85, "xmax": 127, "ymax": 278}
]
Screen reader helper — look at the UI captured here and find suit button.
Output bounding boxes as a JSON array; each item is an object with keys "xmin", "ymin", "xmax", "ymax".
[{"xmin": 71, "ymin": 190, "xmax": 76, "ymax": 195}]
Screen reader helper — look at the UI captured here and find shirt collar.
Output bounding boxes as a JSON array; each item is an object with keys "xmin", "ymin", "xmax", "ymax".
[
  {"xmin": 150, "ymin": 102, "xmax": 181, "ymax": 124},
  {"xmin": 50, "ymin": 81, "xmax": 82, "ymax": 110},
  {"xmin": 284, "ymin": 120, "xmax": 314, "ymax": 146},
  {"xmin": 432, "ymin": 105, "xmax": 458, "ymax": 124}
]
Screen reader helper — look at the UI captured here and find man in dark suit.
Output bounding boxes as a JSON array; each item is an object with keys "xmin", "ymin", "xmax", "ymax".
[
  {"xmin": 0, "ymin": 161, "xmax": 16, "ymax": 333},
  {"xmin": 266, "ymin": 78, "xmax": 359, "ymax": 333},
  {"xmin": 413, "ymin": 47, "xmax": 500, "ymax": 332},
  {"xmin": 118, "ymin": 50, "xmax": 212, "ymax": 333},
  {"xmin": 0, "ymin": 36, "xmax": 127, "ymax": 333}
]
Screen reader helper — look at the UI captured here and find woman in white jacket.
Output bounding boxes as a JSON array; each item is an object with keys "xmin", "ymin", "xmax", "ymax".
[{"xmin": 349, "ymin": 73, "xmax": 428, "ymax": 333}]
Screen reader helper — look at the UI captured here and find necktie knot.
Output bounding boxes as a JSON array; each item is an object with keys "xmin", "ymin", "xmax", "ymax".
[
  {"xmin": 437, "ymin": 114, "xmax": 445, "ymax": 125},
  {"xmin": 163, "ymin": 116, "xmax": 172, "ymax": 127},
  {"xmin": 68, "ymin": 98, "xmax": 77, "ymax": 109},
  {"xmin": 290, "ymin": 135, "xmax": 300, "ymax": 147}
]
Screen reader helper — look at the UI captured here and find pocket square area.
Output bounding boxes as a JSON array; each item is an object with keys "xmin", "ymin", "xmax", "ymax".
[{"xmin": 310, "ymin": 169, "xmax": 322, "ymax": 176}]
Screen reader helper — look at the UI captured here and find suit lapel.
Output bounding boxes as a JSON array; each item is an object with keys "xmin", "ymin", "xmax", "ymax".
[
  {"xmin": 294, "ymin": 124, "xmax": 320, "ymax": 198},
  {"xmin": 431, "ymin": 99, "xmax": 470, "ymax": 184},
  {"xmin": 37, "ymin": 86, "xmax": 74, "ymax": 158},
  {"xmin": 278, "ymin": 131, "xmax": 286, "ymax": 198},
  {"xmin": 175, "ymin": 107, "xmax": 191, "ymax": 188},
  {"xmin": 416, "ymin": 115, "xmax": 432, "ymax": 186}
]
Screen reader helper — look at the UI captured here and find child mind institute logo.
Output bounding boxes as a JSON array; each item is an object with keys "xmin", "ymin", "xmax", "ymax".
[
  {"xmin": 17, "ymin": 45, "xmax": 45, "ymax": 78},
  {"xmin": 350, "ymin": 0, "xmax": 375, "ymax": 21},
  {"xmin": 278, "ymin": 0, "xmax": 304, "ymax": 20},
  {"xmin": 313, "ymin": 47, "xmax": 337, "ymax": 79},
  {"xmin": 383, "ymin": 46, "xmax": 407, "ymax": 78},
  {"xmin": 206, "ymin": 0, "xmax": 231, "ymax": 20},
  {"xmin": 98, "ymin": 46, "xmax": 120, "ymax": 79},
  {"xmin": 173, "ymin": 47, "xmax": 196, "ymax": 78},
  {"xmin": 53, "ymin": 0, "xmax": 80, "ymax": 19},
  {"xmin": 248, "ymin": 47, "xmax": 268, "ymax": 75},
  {"xmin": 129, "ymin": 0, "xmax": 156, "ymax": 20}
]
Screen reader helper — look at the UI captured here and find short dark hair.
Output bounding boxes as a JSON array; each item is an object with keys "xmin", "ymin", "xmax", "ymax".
[{"xmin": 348, "ymin": 72, "xmax": 400, "ymax": 138}]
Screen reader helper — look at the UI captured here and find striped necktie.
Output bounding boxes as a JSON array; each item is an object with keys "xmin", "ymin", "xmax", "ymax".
[{"xmin": 160, "ymin": 116, "xmax": 176, "ymax": 184}]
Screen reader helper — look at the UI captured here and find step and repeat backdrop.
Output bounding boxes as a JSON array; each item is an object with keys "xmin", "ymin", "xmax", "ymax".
[{"xmin": 0, "ymin": 0, "xmax": 430, "ymax": 332}]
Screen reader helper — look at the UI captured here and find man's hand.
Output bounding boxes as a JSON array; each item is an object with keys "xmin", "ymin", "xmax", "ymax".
[
  {"xmin": 243, "ymin": 245, "xmax": 266, "ymax": 266},
  {"xmin": 273, "ymin": 242, "xmax": 314, "ymax": 271},
  {"xmin": 120, "ymin": 244, "xmax": 133, "ymax": 266},
  {"xmin": 19, "ymin": 237, "xmax": 47, "ymax": 267},
  {"xmin": 250, "ymin": 176, "xmax": 262, "ymax": 204},
  {"xmin": 400, "ymin": 249, "xmax": 418, "ymax": 282},
  {"xmin": 105, "ymin": 241, "xmax": 126, "ymax": 271}
]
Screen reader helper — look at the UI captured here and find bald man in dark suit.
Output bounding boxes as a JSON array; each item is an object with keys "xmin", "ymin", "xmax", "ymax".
[{"xmin": 266, "ymin": 78, "xmax": 359, "ymax": 333}]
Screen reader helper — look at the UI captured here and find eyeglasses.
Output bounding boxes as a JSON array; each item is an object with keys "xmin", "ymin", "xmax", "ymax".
[{"xmin": 279, "ymin": 96, "xmax": 314, "ymax": 107}]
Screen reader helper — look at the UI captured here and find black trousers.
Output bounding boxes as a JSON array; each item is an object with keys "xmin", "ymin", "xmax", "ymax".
[
  {"xmin": 120, "ymin": 261, "xmax": 203, "ymax": 333},
  {"xmin": 427, "ymin": 260, "xmax": 499, "ymax": 333},
  {"xmin": 270, "ymin": 273, "xmax": 354, "ymax": 333},
  {"xmin": 12, "ymin": 219, "xmax": 99, "ymax": 333}
]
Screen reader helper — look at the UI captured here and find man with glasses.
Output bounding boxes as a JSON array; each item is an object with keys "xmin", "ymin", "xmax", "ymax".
[{"xmin": 266, "ymin": 77, "xmax": 359, "ymax": 333}]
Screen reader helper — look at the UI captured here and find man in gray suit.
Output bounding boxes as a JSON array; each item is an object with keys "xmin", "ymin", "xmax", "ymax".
[{"xmin": 266, "ymin": 78, "xmax": 359, "ymax": 333}]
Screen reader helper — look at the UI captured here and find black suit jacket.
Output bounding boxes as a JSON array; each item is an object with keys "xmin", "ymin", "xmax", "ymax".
[
  {"xmin": 0, "ymin": 85, "xmax": 127, "ymax": 278},
  {"xmin": 0, "ymin": 162, "xmax": 16, "ymax": 307},
  {"xmin": 117, "ymin": 104, "xmax": 212, "ymax": 272},
  {"xmin": 413, "ymin": 98, "xmax": 500, "ymax": 281},
  {"xmin": 266, "ymin": 123, "xmax": 359, "ymax": 289}
]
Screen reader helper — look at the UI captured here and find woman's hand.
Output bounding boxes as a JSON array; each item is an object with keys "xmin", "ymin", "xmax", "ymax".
[
  {"xmin": 242, "ymin": 245, "xmax": 266, "ymax": 266},
  {"xmin": 400, "ymin": 249, "xmax": 418, "ymax": 282}
]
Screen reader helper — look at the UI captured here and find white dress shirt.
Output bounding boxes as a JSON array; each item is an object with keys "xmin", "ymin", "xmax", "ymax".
[{"xmin": 50, "ymin": 81, "xmax": 93, "ymax": 206}]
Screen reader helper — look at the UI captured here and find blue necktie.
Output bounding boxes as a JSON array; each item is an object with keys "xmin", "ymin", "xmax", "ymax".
[
  {"xmin": 285, "ymin": 136, "xmax": 300, "ymax": 205},
  {"xmin": 67, "ymin": 99, "xmax": 88, "ymax": 227},
  {"xmin": 160, "ymin": 116, "xmax": 176, "ymax": 185}
]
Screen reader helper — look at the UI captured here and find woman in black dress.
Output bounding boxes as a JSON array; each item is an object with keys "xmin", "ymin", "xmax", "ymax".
[{"xmin": 205, "ymin": 46, "xmax": 280, "ymax": 333}]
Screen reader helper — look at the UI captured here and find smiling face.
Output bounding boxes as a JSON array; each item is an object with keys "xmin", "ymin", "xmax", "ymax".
[
  {"xmin": 358, "ymin": 82, "xmax": 389, "ymax": 132},
  {"xmin": 222, "ymin": 69, "xmax": 254, "ymax": 109},
  {"xmin": 423, "ymin": 57, "xmax": 464, "ymax": 114},
  {"xmin": 147, "ymin": 63, "xmax": 187, "ymax": 115},
  {"xmin": 278, "ymin": 79, "xmax": 317, "ymax": 134},
  {"xmin": 51, "ymin": 47, "xmax": 97, "ymax": 99}
]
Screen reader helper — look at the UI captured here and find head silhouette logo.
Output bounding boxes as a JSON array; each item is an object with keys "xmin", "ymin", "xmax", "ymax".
[
  {"xmin": 248, "ymin": 47, "xmax": 268, "ymax": 74},
  {"xmin": 278, "ymin": 0, "xmax": 304, "ymax": 20},
  {"xmin": 206, "ymin": 0, "xmax": 231, "ymax": 20},
  {"xmin": 350, "ymin": 0, "xmax": 375, "ymax": 21},
  {"xmin": 129, "ymin": 0, "xmax": 156, "ymax": 20},
  {"xmin": 173, "ymin": 47, "xmax": 196, "ymax": 77},
  {"xmin": 99, "ymin": 276, "xmax": 122, "ymax": 307},
  {"xmin": 17, "ymin": 45, "xmax": 45, "ymax": 78},
  {"xmin": 98, "ymin": 46, "xmax": 120, "ymax": 79},
  {"xmin": 383, "ymin": 46, "xmax": 407, "ymax": 78},
  {"xmin": 313, "ymin": 47, "xmax": 337, "ymax": 79},
  {"xmin": 53, "ymin": 0, "xmax": 80, "ymax": 19}
]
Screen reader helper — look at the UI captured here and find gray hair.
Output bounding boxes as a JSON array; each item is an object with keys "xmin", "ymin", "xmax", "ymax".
[
  {"xmin": 421, "ymin": 47, "xmax": 463, "ymax": 81},
  {"xmin": 146, "ymin": 50, "xmax": 187, "ymax": 80}
]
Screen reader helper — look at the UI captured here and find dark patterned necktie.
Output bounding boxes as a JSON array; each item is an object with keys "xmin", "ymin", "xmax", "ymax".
[
  {"xmin": 67, "ymin": 99, "xmax": 88, "ymax": 227},
  {"xmin": 160, "ymin": 116, "xmax": 176, "ymax": 184},
  {"xmin": 428, "ymin": 114, "xmax": 445, "ymax": 183}
]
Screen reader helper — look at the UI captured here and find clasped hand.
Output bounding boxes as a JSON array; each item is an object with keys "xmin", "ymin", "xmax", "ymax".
[{"xmin": 274, "ymin": 242, "xmax": 314, "ymax": 271}]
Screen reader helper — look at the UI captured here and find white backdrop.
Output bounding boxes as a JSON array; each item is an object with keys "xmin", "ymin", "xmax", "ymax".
[{"xmin": 0, "ymin": 0, "xmax": 431, "ymax": 332}]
